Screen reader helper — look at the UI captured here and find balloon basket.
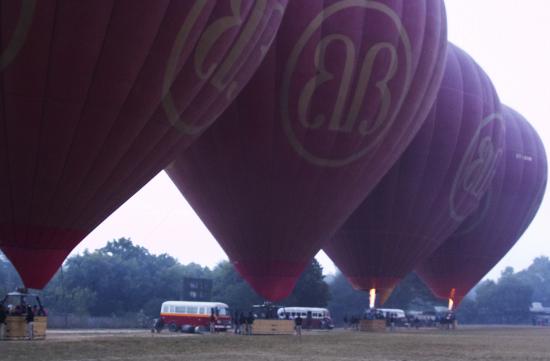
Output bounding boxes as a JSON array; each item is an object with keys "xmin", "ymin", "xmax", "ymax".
[
  {"xmin": 252, "ymin": 319, "xmax": 294, "ymax": 335},
  {"xmin": 2, "ymin": 316, "xmax": 47, "ymax": 340},
  {"xmin": 359, "ymin": 319, "xmax": 386, "ymax": 332}
]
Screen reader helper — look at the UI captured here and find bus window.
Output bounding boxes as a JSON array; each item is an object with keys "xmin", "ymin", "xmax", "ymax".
[
  {"xmin": 162, "ymin": 305, "xmax": 169, "ymax": 313},
  {"xmin": 188, "ymin": 306, "xmax": 198, "ymax": 314},
  {"xmin": 175, "ymin": 306, "xmax": 186, "ymax": 314},
  {"xmin": 199, "ymin": 307, "xmax": 205, "ymax": 315}
]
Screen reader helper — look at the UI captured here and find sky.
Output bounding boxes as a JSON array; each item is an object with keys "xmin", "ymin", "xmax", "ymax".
[{"xmin": 68, "ymin": 0, "xmax": 550, "ymax": 282}]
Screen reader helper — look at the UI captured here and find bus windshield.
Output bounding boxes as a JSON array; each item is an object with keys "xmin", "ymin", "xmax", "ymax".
[{"xmin": 217, "ymin": 307, "xmax": 229, "ymax": 316}]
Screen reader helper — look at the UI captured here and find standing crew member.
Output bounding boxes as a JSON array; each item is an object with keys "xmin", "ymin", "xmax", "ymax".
[
  {"xmin": 25, "ymin": 305, "xmax": 34, "ymax": 340},
  {"xmin": 0, "ymin": 305, "xmax": 7, "ymax": 340},
  {"xmin": 243, "ymin": 312, "xmax": 248, "ymax": 335},
  {"xmin": 234, "ymin": 310, "xmax": 241, "ymax": 334},
  {"xmin": 246, "ymin": 312, "xmax": 254, "ymax": 335},
  {"xmin": 209, "ymin": 309, "xmax": 217, "ymax": 333},
  {"xmin": 295, "ymin": 314, "xmax": 303, "ymax": 337}
]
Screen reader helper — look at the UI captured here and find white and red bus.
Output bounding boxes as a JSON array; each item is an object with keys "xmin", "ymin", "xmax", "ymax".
[
  {"xmin": 160, "ymin": 301, "xmax": 231, "ymax": 332},
  {"xmin": 277, "ymin": 307, "xmax": 334, "ymax": 329}
]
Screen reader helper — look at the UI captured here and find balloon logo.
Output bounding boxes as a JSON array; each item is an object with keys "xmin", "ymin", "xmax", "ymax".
[
  {"xmin": 282, "ymin": 0, "xmax": 413, "ymax": 167},
  {"xmin": 163, "ymin": 0, "xmax": 285, "ymax": 134},
  {"xmin": 450, "ymin": 113, "xmax": 505, "ymax": 221},
  {"xmin": 0, "ymin": 0, "xmax": 35, "ymax": 70}
]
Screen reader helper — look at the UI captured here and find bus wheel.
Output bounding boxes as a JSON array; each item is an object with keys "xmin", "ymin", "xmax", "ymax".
[{"xmin": 168, "ymin": 323, "xmax": 179, "ymax": 332}]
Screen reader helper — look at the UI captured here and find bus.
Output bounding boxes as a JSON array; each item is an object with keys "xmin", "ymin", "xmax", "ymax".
[
  {"xmin": 160, "ymin": 301, "xmax": 231, "ymax": 332},
  {"xmin": 375, "ymin": 308, "xmax": 406, "ymax": 320},
  {"xmin": 277, "ymin": 307, "xmax": 334, "ymax": 329},
  {"xmin": 365, "ymin": 308, "xmax": 408, "ymax": 327}
]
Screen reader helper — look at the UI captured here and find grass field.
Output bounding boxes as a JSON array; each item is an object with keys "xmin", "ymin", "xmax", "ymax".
[{"xmin": 3, "ymin": 327, "xmax": 550, "ymax": 361}]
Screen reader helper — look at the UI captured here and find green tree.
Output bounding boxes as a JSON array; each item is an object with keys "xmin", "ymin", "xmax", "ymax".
[
  {"xmin": 42, "ymin": 238, "xmax": 213, "ymax": 317},
  {"xmin": 282, "ymin": 259, "xmax": 330, "ymax": 307},
  {"xmin": 517, "ymin": 257, "xmax": 550, "ymax": 305},
  {"xmin": 385, "ymin": 273, "xmax": 440, "ymax": 310},
  {"xmin": 463, "ymin": 268, "xmax": 534, "ymax": 324},
  {"xmin": 211, "ymin": 261, "xmax": 262, "ymax": 312},
  {"xmin": 327, "ymin": 272, "xmax": 370, "ymax": 325},
  {"xmin": 0, "ymin": 252, "xmax": 22, "ymax": 294}
]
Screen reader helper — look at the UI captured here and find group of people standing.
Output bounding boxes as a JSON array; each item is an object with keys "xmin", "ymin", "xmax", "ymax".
[
  {"xmin": 342, "ymin": 314, "xmax": 363, "ymax": 330},
  {"xmin": 232, "ymin": 311, "xmax": 255, "ymax": 335}
]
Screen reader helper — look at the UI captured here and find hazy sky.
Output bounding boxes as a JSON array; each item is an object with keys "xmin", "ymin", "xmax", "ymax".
[{"xmin": 70, "ymin": 0, "xmax": 549, "ymax": 281}]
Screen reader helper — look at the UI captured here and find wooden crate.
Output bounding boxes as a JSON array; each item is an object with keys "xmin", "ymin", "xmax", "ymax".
[
  {"xmin": 359, "ymin": 319, "xmax": 386, "ymax": 332},
  {"xmin": 4, "ymin": 316, "xmax": 47, "ymax": 340},
  {"xmin": 252, "ymin": 319, "xmax": 294, "ymax": 335}
]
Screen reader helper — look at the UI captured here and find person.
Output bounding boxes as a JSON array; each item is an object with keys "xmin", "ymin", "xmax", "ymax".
[
  {"xmin": 390, "ymin": 313, "xmax": 396, "ymax": 331},
  {"xmin": 246, "ymin": 311, "xmax": 254, "ymax": 335},
  {"xmin": 294, "ymin": 314, "xmax": 303, "ymax": 337},
  {"xmin": 449, "ymin": 312, "xmax": 457, "ymax": 330},
  {"xmin": 209, "ymin": 309, "xmax": 217, "ymax": 333},
  {"xmin": 151, "ymin": 317, "xmax": 164, "ymax": 333},
  {"xmin": 246, "ymin": 311, "xmax": 254, "ymax": 336},
  {"xmin": 306, "ymin": 311, "xmax": 312, "ymax": 330},
  {"xmin": 37, "ymin": 306, "xmax": 47, "ymax": 317},
  {"xmin": 355, "ymin": 315, "xmax": 360, "ymax": 330},
  {"xmin": 14, "ymin": 304, "xmax": 23, "ymax": 316},
  {"xmin": 25, "ymin": 305, "xmax": 34, "ymax": 340},
  {"xmin": 343, "ymin": 314, "xmax": 348, "ymax": 329},
  {"xmin": 239, "ymin": 311, "xmax": 248, "ymax": 335},
  {"xmin": 234, "ymin": 310, "xmax": 241, "ymax": 334},
  {"xmin": 0, "ymin": 304, "xmax": 7, "ymax": 340}
]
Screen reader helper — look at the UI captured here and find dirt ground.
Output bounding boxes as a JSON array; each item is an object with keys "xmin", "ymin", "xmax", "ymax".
[{"xmin": 3, "ymin": 327, "xmax": 550, "ymax": 361}]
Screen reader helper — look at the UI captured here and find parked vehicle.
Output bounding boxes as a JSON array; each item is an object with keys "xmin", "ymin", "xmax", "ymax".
[
  {"xmin": 160, "ymin": 301, "xmax": 231, "ymax": 333},
  {"xmin": 365, "ymin": 308, "xmax": 408, "ymax": 327},
  {"xmin": 277, "ymin": 307, "xmax": 334, "ymax": 329}
]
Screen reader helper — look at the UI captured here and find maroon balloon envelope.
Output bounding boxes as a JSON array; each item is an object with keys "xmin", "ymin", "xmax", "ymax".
[
  {"xmin": 0, "ymin": 0, "xmax": 288, "ymax": 288},
  {"xmin": 167, "ymin": 0, "xmax": 448, "ymax": 301},
  {"xmin": 324, "ymin": 44, "xmax": 506, "ymax": 305},
  {"xmin": 416, "ymin": 106, "xmax": 548, "ymax": 307}
]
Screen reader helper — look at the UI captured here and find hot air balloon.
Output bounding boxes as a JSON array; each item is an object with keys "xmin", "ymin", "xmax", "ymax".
[
  {"xmin": 416, "ymin": 106, "xmax": 548, "ymax": 309},
  {"xmin": 0, "ymin": 0, "xmax": 288, "ymax": 289},
  {"xmin": 324, "ymin": 43, "xmax": 505, "ymax": 306},
  {"xmin": 167, "ymin": 0, "xmax": 448, "ymax": 301}
]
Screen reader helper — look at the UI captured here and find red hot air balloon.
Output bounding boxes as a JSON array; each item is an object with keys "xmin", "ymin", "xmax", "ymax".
[
  {"xmin": 416, "ymin": 106, "xmax": 548, "ymax": 308},
  {"xmin": 167, "ymin": 0, "xmax": 448, "ymax": 301},
  {"xmin": 0, "ymin": 0, "xmax": 288, "ymax": 289},
  {"xmin": 324, "ymin": 43, "xmax": 505, "ymax": 306}
]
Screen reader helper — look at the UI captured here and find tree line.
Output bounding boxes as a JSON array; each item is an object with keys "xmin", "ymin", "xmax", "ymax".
[
  {"xmin": 1, "ymin": 238, "xmax": 549, "ymax": 325},
  {"xmin": 0, "ymin": 238, "xmax": 329, "ymax": 318}
]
